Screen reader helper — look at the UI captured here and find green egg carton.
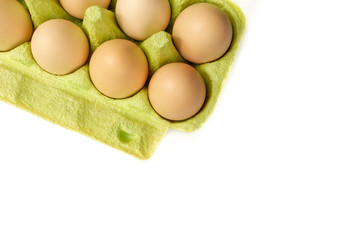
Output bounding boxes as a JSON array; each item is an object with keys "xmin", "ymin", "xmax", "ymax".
[{"xmin": 0, "ymin": 0, "xmax": 246, "ymax": 159}]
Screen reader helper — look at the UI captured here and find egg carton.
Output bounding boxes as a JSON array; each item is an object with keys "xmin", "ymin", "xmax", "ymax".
[{"xmin": 0, "ymin": 0, "xmax": 246, "ymax": 159}]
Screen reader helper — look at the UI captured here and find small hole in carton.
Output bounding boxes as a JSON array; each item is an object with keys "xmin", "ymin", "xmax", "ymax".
[{"xmin": 118, "ymin": 129, "xmax": 134, "ymax": 143}]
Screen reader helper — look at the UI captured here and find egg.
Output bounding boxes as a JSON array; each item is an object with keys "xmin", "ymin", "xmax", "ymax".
[
  {"xmin": 59, "ymin": 0, "xmax": 111, "ymax": 19},
  {"xmin": 116, "ymin": 0, "xmax": 171, "ymax": 41},
  {"xmin": 172, "ymin": 3, "xmax": 233, "ymax": 64},
  {"xmin": 89, "ymin": 39, "xmax": 149, "ymax": 99},
  {"xmin": 31, "ymin": 19, "xmax": 89, "ymax": 75},
  {"xmin": 0, "ymin": 0, "xmax": 33, "ymax": 51},
  {"xmin": 148, "ymin": 62, "xmax": 206, "ymax": 121}
]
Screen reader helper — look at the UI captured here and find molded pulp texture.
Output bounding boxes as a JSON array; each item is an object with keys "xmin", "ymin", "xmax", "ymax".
[{"xmin": 0, "ymin": 0, "xmax": 246, "ymax": 159}]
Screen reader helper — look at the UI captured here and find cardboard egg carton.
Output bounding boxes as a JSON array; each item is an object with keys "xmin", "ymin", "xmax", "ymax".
[{"xmin": 0, "ymin": 0, "xmax": 246, "ymax": 159}]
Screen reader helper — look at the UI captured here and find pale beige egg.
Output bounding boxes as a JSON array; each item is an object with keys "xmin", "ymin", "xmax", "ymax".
[
  {"xmin": 89, "ymin": 39, "xmax": 149, "ymax": 99},
  {"xmin": 116, "ymin": 0, "xmax": 171, "ymax": 41},
  {"xmin": 0, "ymin": 0, "xmax": 33, "ymax": 51},
  {"xmin": 59, "ymin": 0, "xmax": 111, "ymax": 19},
  {"xmin": 31, "ymin": 19, "xmax": 89, "ymax": 75},
  {"xmin": 148, "ymin": 62, "xmax": 206, "ymax": 121},
  {"xmin": 172, "ymin": 3, "xmax": 233, "ymax": 64}
]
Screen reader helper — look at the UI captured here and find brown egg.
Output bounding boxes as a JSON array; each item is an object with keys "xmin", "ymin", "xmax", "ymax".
[
  {"xmin": 148, "ymin": 62, "xmax": 206, "ymax": 121},
  {"xmin": 172, "ymin": 3, "xmax": 233, "ymax": 64},
  {"xmin": 0, "ymin": 0, "xmax": 33, "ymax": 51},
  {"xmin": 31, "ymin": 19, "xmax": 89, "ymax": 75},
  {"xmin": 116, "ymin": 0, "xmax": 171, "ymax": 41},
  {"xmin": 89, "ymin": 39, "xmax": 149, "ymax": 99},
  {"xmin": 59, "ymin": 0, "xmax": 111, "ymax": 19}
]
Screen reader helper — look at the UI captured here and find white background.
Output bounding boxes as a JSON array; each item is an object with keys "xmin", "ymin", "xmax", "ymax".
[{"xmin": 1, "ymin": 0, "xmax": 360, "ymax": 239}]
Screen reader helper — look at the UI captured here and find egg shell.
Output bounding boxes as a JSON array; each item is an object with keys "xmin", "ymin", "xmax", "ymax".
[
  {"xmin": 0, "ymin": 0, "xmax": 33, "ymax": 52},
  {"xmin": 116, "ymin": 0, "xmax": 171, "ymax": 41},
  {"xmin": 59, "ymin": 0, "xmax": 111, "ymax": 19},
  {"xmin": 89, "ymin": 39, "xmax": 149, "ymax": 99},
  {"xmin": 31, "ymin": 19, "xmax": 89, "ymax": 75},
  {"xmin": 172, "ymin": 3, "xmax": 233, "ymax": 64},
  {"xmin": 148, "ymin": 62, "xmax": 206, "ymax": 121}
]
